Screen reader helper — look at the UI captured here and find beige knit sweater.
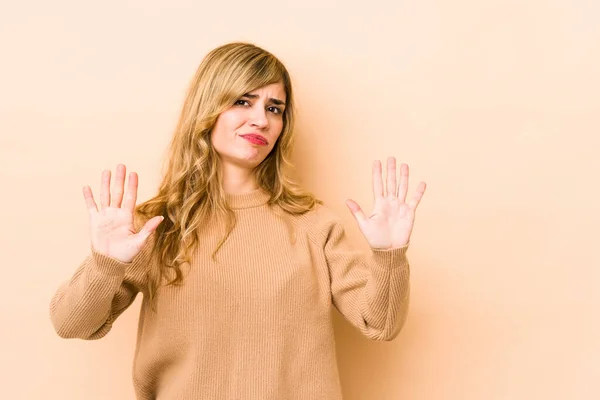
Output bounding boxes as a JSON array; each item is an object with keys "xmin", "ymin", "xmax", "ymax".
[{"xmin": 50, "ymin": 188, "xmax": 411, "ymax": 399}]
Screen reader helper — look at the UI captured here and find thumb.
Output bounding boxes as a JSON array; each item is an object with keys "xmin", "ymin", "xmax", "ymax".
[
  {"xmin": 136, "ymin": 215, "xmax": 164, "ymax": 241},
  {"xmin": 345, "ymin": 199, "xmax": 366, "ymax": 225}
]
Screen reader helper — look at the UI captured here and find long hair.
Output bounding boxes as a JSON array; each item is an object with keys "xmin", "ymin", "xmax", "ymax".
[{"xmin": 136, "ymin": 42, "xmax": 321, "ymax": 307}]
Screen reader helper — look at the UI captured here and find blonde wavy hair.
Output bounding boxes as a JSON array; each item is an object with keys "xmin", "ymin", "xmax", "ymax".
[{"xmin": 136, "ymin": 42, "xmax": 321, "ymax": 306}]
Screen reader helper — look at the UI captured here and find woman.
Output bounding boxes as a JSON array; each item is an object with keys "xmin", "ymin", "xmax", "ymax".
[{"xmin": 50, "ymin": 42, "xmax": 426, "ymax": 399}]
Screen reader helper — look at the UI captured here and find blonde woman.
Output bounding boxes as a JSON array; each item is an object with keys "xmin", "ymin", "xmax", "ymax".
[{"xmin": 50, "ymin": 42, "xmax": 427, "ymax": 399}]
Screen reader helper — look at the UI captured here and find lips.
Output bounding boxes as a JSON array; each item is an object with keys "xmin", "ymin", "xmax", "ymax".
[{"xmin": 240, "ymin": 134, "xmax": 268, "ymax": 146}]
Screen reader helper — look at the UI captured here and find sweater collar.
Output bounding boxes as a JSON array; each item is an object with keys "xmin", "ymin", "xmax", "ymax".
[{"xmin": 225, "ymin": 187, "xmax": 271, "ymax": 209}]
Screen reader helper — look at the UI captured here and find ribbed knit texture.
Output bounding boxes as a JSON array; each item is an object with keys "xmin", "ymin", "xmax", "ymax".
[{"xmin": 50, "ymin": 188, "xmax": 411, "ymax": 400}]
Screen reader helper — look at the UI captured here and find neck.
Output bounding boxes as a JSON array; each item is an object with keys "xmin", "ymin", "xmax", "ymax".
[{"xmin": 221, "ymin": 161, "xmax": 258, "ymax": 194}]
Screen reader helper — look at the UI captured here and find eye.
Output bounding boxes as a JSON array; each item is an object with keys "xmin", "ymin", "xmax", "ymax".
[
  {"xmin": 268, "ymin": 106, "xmax": 283, "ymax": 114},
  {"xmin": 235, "ymin": 99, "xmax": 250, "ymax": 106}
]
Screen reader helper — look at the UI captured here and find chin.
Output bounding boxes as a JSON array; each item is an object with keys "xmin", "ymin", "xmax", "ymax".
[
  {"xmin": 242, "ymin": 149, "xmax": 271, "ymax": 164},
  {"xmin": 235, "ymin": 155, "xmax": 267, "ymax": 169},
  {"xmin": 219, "ymin": 148, "xmax": 272, "ymax": 170}
]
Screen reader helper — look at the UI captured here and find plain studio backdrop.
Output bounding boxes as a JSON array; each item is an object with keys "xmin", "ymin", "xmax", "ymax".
[{"xmin": 1, "ymin": 0, "xmax": 598, "ymax": 399}]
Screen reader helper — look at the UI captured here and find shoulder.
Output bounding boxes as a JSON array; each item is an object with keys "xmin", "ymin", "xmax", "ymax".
[{"xmin": 288, "ymin": 202, "xmax": 345, "ymax": 243}]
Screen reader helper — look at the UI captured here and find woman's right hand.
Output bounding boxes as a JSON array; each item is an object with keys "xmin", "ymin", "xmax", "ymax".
[{"xmin": 83, "ymin": 164, "xmax": 164, "ymax": 263}]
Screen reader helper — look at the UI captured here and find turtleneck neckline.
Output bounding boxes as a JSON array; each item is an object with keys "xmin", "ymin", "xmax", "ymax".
[{"xmin": 225, "ymin": 187, "xmax": 271, "ymax": 209}]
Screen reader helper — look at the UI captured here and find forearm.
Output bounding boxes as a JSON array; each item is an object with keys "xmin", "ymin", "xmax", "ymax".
[
  {"xmin": 49, "ymin": 251, "xmax": 132, "ymax": 340},
  {"xmin": 360, "ymin": 247, "xmax": 410, "ymax": 340}
]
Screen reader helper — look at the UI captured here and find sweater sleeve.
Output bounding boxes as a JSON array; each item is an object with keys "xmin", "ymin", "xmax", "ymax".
[
  {"xmin": 323, "ymin": 218, "xmax": 411, "ymax": 341},
  {"xmin": 49, "ymin": 237, "xmax": 153, "ymax": 340}
]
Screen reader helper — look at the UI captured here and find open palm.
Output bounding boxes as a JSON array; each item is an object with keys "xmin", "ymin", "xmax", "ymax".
[
  {"xmin": 346, "ymin": 157, "xmax": 426, "ymax": 249},
  {"xmin": 83, "ymin": 164, "xmax": 164, "ymax": 263}
]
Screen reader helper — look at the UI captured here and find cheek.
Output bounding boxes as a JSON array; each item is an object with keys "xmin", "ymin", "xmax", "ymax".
[
  {"xmin": 267, "ymin": 129, "xmax": 284, "ymax": 153},
  {"xmin": 210, "ymin": 127, "xmax": 231, "ymax": 158},
  {"xmin": 271, "ymin": 119, "xmax": 284, "ymax": 138},
  {"xmin": 217, "ymin": 110, "xmax": 245, "ymax": 133},
  {"xmin": 212, "ymin": 114, "xmax": 239, "ymax": 143}
]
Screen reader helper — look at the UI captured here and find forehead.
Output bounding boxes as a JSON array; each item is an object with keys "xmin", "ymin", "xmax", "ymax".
[{"xmin": 245, "ymin": 82, "xmax": 286, "ymax": 101}]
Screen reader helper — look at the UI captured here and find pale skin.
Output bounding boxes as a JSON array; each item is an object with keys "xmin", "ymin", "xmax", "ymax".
[
  {"xmin": 212, "ymin": 83, "xmax": 286, "ymax": 193},
  {"xmin": 82, "ymin": 85, "xmax": 426, "ymax": 263},
  {"xmin": 82, "ymin": 166, "xmax": 164, "ymax": 263},
  {"xmin": 346, "ymin": 159, "xmax": 426, "ymax": 250}
]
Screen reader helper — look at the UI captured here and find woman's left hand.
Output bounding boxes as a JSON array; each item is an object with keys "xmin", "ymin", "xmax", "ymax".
[{"xmin": 346, "ymin": 157, "xmax": 426, "ymax": 250}]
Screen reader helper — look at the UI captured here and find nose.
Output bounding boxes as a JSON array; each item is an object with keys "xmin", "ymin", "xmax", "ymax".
[{"xmin": 249, "ymin": 107, "xmax": 268, "ymax": 129}]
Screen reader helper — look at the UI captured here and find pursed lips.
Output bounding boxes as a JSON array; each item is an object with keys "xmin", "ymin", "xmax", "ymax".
[{"xmin": 240, "ymin": 133, "xmax": 268, "ymax": 145}]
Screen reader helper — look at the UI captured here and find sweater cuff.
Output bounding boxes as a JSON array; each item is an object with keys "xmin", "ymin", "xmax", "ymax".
[
  {"xmin": 90, "ymin": 247, "xmax": 131, "ymax": 277},
  {"xmin": 370, "ymin": 243, "xmax": 409, "ymax": 269}
]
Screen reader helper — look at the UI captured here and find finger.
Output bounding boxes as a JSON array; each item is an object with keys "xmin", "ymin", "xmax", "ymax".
[
  {"xmin": 111, "ymin": 164, "xmax": 126, "ymax": 208},
  {"xmin": 345, "ymin": 199, "xmax": 367, "ymax": 224},
  {"xmin": 82, "ymin": 185, "xmax": 98, "ymax": 213},
  {"xmin": 122, "ymin": 172, "xmax": 139, "ymax": 213},
  {"xmin": 386, "ymin": 157, "xmax": 397, "ymax": 197},
  {"xmin": 100, "ymin": 169, "xmax": 111, "ymax": 209},
  {"xmin": 372, "ymin": 160, "xmax": 384, "ymax": 198},
  {"xmin": 408, "ymin": 181, "xmax": 427, "ymax": 209},
  {"xmin": 397, "ymin": 163, "xmax": 409, "ymax": 201}
]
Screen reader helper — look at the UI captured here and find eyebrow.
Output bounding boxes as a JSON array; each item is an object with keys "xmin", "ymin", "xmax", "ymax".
[{"xmin": 241, "ymin": 93, "xmax": 286, "ymax": 107}]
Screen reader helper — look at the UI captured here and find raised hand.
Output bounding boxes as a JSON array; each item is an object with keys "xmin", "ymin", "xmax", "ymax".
[
  {"xmin": 346, "ymin": 157, "xmax": 426, "ymax": 250},
  {"xmin": 82, "ymin": 164, "xmax": 164, "ymax": 263}
]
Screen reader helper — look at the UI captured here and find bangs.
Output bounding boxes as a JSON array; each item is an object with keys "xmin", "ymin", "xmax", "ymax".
[
  {"xmin": 244, "ymin": 54, "xmax": 288, "ymax": 90},
  {"xmin": 220, "ymin": 53, "xmax": 290, "ymax": 107}
]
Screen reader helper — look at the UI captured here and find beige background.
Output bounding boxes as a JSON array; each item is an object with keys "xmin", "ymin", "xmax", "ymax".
[{"xmin": 1, "ymin": 0, "xmax": 599, "ymax": 399}]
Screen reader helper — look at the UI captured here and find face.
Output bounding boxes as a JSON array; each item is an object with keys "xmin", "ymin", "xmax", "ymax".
[{"xmin": 211, "ymin": 82, "xmax": 287, "ymax": 170}]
